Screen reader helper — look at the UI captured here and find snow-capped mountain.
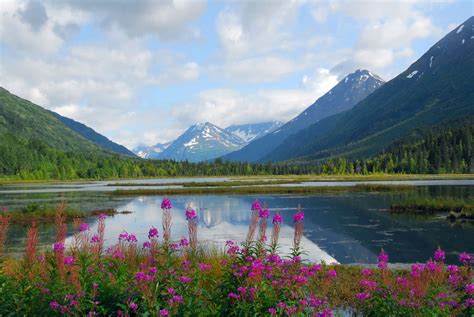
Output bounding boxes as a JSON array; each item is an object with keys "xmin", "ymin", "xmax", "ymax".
[
  {"xmin": 225, "ymin": 121, "xmax": 283, "ymax": 144},
  {"xmin": 133, "ymin": 142, "xmax": 171, "ymax": 159},
  {"xmin": 223, "ymin": 69, "xmax": 385, "ymax": 162},
  {"xmin": 156, "ymin": 122, "xmax": 245, "ymax": 162}
]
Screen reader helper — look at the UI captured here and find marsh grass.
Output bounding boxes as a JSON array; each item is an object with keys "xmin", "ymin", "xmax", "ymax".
[
  {"xmin": 390, "ymin": 197, "xmax": 474, "ymax": 217},
  {"xmin": 113, "ymin": 183, "xmax": 414, "ymax": 196}
]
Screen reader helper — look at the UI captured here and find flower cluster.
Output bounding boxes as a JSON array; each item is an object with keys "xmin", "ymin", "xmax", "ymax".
[{"xmin": 161, "ymin": 198, "xmax": 172, "ymax": 210}]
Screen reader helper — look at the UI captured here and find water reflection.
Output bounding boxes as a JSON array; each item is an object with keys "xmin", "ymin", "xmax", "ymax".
[{"xmin": 3, "ymin": 187, "xmax": 474, "ymax": 264}]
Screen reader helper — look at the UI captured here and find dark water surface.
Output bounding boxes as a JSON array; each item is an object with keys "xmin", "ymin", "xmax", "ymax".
[{"xmin": 1, "ymin": 180, "xmax": 473, "ymax": 264}]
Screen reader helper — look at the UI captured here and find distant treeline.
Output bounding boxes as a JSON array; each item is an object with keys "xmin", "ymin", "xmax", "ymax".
[{"xmin": 1, "ymin": 119, "xmax": 473, "ymax": 180}]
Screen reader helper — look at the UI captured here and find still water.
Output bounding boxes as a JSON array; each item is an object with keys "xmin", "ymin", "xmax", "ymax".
[{"xmin": 1, "ymin": 179, "xmax": 473, "ymax": 264}]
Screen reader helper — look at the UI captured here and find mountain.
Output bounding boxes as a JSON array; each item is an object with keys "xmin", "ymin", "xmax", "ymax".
[
  {"xmin": 49, "ymin": 111, "xmax": 136, "ymax": 157},
  {"xmin": 0, "ymin": 87, "xmax": 100, "ymax": 152},
  {"xmin": 225, "ymin": 121, "xmax": 283, "ymax": 143},
  {"xmin": 156, "ymin": 122, "xmax": 244, "ymax": 162},
  {"xmin": 133, "ymin": 142, "xmax": 171, "ymax": 159},
  {"xmin": 265, "ymin": 17, "xmax": 474, "ymax": 163},
  {"xmin": 222, "ymin": 69, "xmax": 385, "ymax": 162}
]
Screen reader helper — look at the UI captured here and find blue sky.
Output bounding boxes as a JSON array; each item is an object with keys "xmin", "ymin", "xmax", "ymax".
[{"xmin": 0, "ymin": 0, "xmax": 472, "ymax": 148}]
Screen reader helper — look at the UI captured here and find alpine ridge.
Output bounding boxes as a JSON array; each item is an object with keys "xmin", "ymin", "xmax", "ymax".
[{"xmin": 222, "ymin": 69, "xmax": 385, "ymax": 162}]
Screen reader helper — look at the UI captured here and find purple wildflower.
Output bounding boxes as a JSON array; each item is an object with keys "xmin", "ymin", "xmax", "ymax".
[
  {"xmin": 185, "ymin": 208, "xmax": 197, "ymax": 221},
  {"xmin": 272, "ymin": 213, "xmax": 283, "ymax": 224},
  {"xmin": 79, "ymin": 223, "xmax": 90, "ymax": 232},
  {"xmin": 355, "ymin": 292, "xmax": 371, "ymax": 301},
  {"xmin": 293, "ymin": 210, "xmax": 304, "ymax": 223},
  {"xmin": 148, "ymin": 227, "xmax": 159, "ymax": 239},
  {"xmin": 259, "ymin": 208, "xmax": 270, "ymax": 219},
  {"xmin": 434, "ymin": 246, "xmax": 445, "ymax": 262},
  {"xmin": 129, "ymin": 302, "xmax": 138, "ymax": 310},
  {"xmin": 161, "ymin": 198, "xmax": 172, "ymax": 210},
  {"xmin": 459, "ymin": 252, "xmax": 472, "ymax": 265},
  {"xmin": 64, "ymin": 256, "xmax": 75, "ymax": 265},
  {"xmin": 52, "ymin": 242, "xmax": 65, "ymax": 253}
]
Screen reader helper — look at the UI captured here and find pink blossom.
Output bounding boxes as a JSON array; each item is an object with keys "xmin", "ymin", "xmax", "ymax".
[
  {"xmin": 293, "ymin": 210, "xmax": 304, "ymax": 223},
  {"xmin": 52, "ymin": 242, "xmax": 65, "ymax": 253},
  {"xmin": 272, "ymin": 213, "xmax": 282, "ymax": 225},
  {"xmin": 355, "ymin": 292, "xmax": 371, "ymax": 301},
  {"xmin": 142, "ymin": 241, "xmax": 151, "ymax": 249},
  {"xmin": 64, "ymin": 256, "xmax": 75, "ymax": 265},
  {"xmin": 361, "ymin": 268, "xmax": 372, "ymax": 276},
  {"xmin": 434, "ymin": 246, "xmax": 445, "ymax": 262},
  {"xmin": 129, "ymin": 302, "xmax": 138, "ymax": 310},
  {"xmin": 79, "ymin": 223, "xmax": 90, "ymax": 232},
  {"xmin": 161, "ymin": 198, "xmax": 172, "ymax": 210},
  {"xmin": 251, "ymin": 200, "xmax": 262, "ymax": 211},
  {"xmin": 459, "ymin": 252, "xmax": 472, "ymax": 265},
  {"xmin": 148, "ymin": 227, "xmax": 159, "ymax": 239},
  {"xmin": 259, "ymin": 208, "xmax": 270, "ymax": 219},
  {"xmin": 326, "ymin": 269, "xmax": 337, "ymax": 279},
  {"xmin": 185, "ymin": 208, "xmax": 197, "ymax": 221},
  {"xmin": 179, "ymin": 238, "xmax": 189, "ymax": 247}
]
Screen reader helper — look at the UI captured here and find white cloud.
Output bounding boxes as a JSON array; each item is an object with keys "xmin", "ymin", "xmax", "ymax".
[
  {"xmin": 172, "ymin": 68, "xmax": 338, "ymax": 129},
  {"xmin": 209, "ymin": 56, "xmax": 305, "ymax": 83},
  {"xmin": 58, "ymin": 0, "xmax": 206, "ymax": 40}
]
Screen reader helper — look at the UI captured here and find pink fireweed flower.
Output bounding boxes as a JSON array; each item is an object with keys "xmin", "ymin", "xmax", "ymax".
[
  {"xmin": 127, "ymin": 234, "xmax": 137, "ymax": 243},
  {"xmin": 167, "ymin": 288, "xmax": 176, "ymax": 295},
  {"xmin": 268, "ymin": 308, "xmax": 277, "ymax": 315},
  {"xmin": 466, "ymin": 284, "xmax": 474, "ymax": 295},
  {"xmin": 327, "ymin": 269, "xmax": 337, "ymax": 279},
  {"xmin": 259, "ymin": 208, "xmax": 270, "ymax": 219},
  {"xmin": 228, "ymin": 292, "xmax": 240, "ymax": 300},
  {"xmin": 148, "ymin": 227, "xmax": 159, "ymax": 239},
  {"xmin": 251, "ymin": 200, "xmax": 262, "ymax": 211},
  {"xmin": 355, "ymin": 292, "xmax": 371, "ymax": 301},
  {"xmin": 361, "ymin": 268, "xmax": 372, "ymax": 276},
  {"xmin": 90, "ymin": 234, "xmax": 99, "ymax": 243},
  {"xmin": 179, "ymin": 276, "xmax": 192, "ymax": 283},
  {"xmin": 447, "ymin": 264, "xmax": 460, "ymax": 274},
  {"xmin": 52, "ymin": 242, "xmax": 65, "ymax": 253},
  {"xmin": 378, "ymin": 249, "xmax": 389, "ymax": 263},
  {"xmin": 185, "ymin": 208, "xmax": 197, "ymax": 221},
  {"xmin": 377, "ymin": 249, "xmax": 389, "ymax": 269},
  {"xmin": 159, "ymin": 309, "xmax": 169, "ymax": 316},
  {"xmin": 179, "ymin": 237, "xmax": 189, "ymax": 247},
  {"xmin": 459, "ymin": 252, "xmax": 472, "ymax": 265},
  {"xmin": 199, "ymin": 263, "xmax": 211, "ymax": 272},
  {"xmin": 64, "ymin": 256, "xmax": 75, "ymax": 265},
  {"xmin": 79, "ymin": 223, "xmax": 90, "ymax": 232},
  {"xmin": 293, "ymin": 210, "xmax": 304, "ymax": 223},
  {"xmin": 129, "ymin": 302, "xmax": 138, "ymax": 310},
  {"xmin": 272, "ymin": 213, "xmax": 283, "ymax": 224},
  {"xmin": 161, "ymin": 198, "xmax": 172, "ymax": 210},
  {"xmin": 434, "ymin": 246, "xmax": 445, "ymax": 262},
  {"xmin": 142, "ymin": 241, "xmax": 151, "ymax": 249},
  {"xmin": 118, "ymin": 231, "xmax": 129, "ymax": 241}
]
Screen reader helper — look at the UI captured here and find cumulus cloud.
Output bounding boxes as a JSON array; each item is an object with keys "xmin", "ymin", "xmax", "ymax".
[
  {"xmin": 172, "ymin": 68, "xmax": 338, "ymax": 129},
  {"xmin": 326, "ymin": 0, "xmax": 441, "ymax": 77},
  {"xmin": 59, "ymin": 0, "xmax": 206, "ymax": 39}
]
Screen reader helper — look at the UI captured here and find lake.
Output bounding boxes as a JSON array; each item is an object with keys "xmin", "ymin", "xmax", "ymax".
[{"xmin": 1, "ymin": 178, "xmax": 473, "ymax": 264}]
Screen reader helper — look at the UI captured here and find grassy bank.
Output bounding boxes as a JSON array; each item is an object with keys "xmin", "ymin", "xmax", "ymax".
[
  {"xmin": 0, "ymin": 199, "xmax": 472, "ymax": 316},
  {"xmin": 7, "ymin": 204, "xmax": 128, "ymax": 224},
  {"xmin": 2, "ymin": 173, "xmax": 473, "ymax": 186},
  {"xmin": 390, "ymin": 197, "xmax": 474, "ymax": 220},
  {"xmin": 113, "ymin": 183, "xmax": 415, "ymax": 196}
]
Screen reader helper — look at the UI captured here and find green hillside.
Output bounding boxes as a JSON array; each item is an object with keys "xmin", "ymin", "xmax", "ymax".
[
  {"xmin": 0, "ymin": 87, "xmax": 100, "ymax": 152},
  {"xmin": 265, "ymin": 17, "xmax": 474, "ymax": 163},
  {"xmin": 49, "ymin": 111, "xmax": 136, "ymax": 157}
]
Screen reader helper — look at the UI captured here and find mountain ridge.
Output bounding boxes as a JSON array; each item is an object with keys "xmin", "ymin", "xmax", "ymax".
[
  {"xmin": 222, "ymin": 69, "xmax": 385, "ymax": 162},
  {"xmin": 266, "ymin": 16, "xmax": 474, "ymax": 163}
]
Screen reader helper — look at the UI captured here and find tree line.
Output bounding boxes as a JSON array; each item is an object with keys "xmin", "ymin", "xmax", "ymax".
[{"xmin": 1, "ymin": 119, "xmax": 472, "ymax": 180}]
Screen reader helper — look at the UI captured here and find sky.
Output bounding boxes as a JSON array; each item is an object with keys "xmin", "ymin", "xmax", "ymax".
[{"xmin": 0, "ymin": 0, "xmax": 472, "ymax": 149}]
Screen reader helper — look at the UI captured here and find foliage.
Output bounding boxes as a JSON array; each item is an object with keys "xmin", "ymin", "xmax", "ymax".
[{"xmin": 0, "ymin": 200, "xmax": 472, "ymax": 316}]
